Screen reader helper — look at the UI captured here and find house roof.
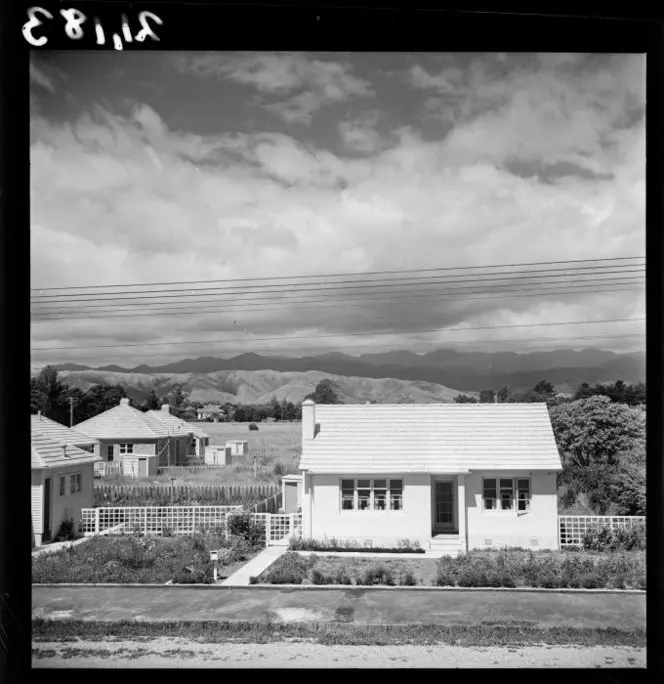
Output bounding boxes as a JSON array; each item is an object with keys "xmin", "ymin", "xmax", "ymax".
[
  {"xmin": 299, "ymin": 403, "xmax": 563, "ymax": 473},
  {"xmin": 31, "ymin": 414, "xmax": 99, "ymax": 447},
  {"xmin": 146, "ymin": 409, "xmax": 209, "ymax": 439},
  {"xmin": 74, "ymin": 399, "xmax": 173, "ymax": 440},
  {"xmin": 31, "ymin": 430, "xmax": 101, "ymax": 470}
]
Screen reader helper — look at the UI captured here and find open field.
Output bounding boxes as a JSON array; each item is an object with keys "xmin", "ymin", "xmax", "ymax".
[
  {"xmin": 204, "ymin": 421, "xmax": 301, "ymax": 454},
  {"xmin": 32, "ymin": 639, "xmax": 647, "ymax": 668}
]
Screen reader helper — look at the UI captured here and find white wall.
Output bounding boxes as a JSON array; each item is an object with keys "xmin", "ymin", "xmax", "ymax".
[
  {"xmin": 50, "ymin": 463, "xmax": 95, "ymax": 537},
  {"xmin": 308, "ymin": 473, "xmax": 432, "ymax": 547},
  {"xmin": 465, "ymin": 470, "xmax": 559, "ymax": 550},
  {"xmin": 31, "ymin": 470, "xmax": 44, "ymax": 546}
]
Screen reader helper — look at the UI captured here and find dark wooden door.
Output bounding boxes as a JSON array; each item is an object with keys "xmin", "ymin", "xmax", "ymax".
[{"xmin": 434, "ymin": 481, "xmax": 455, "ymax": 532}]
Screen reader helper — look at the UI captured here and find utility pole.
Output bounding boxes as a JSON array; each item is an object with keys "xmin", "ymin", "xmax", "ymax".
[{"xmin": 69, "ymin": 396, "xmax": 74, "ymax": 427}]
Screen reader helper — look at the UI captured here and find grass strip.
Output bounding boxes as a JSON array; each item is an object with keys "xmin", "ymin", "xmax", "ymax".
[{"xmin": 32, "ymin": 619, "xmax": 646, "ymax": 648}]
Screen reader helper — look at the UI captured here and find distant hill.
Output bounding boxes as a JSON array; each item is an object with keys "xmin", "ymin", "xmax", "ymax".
[
  {"xmin": 47, "ymin": 347, "xmax": 645, "ymax": 394},
  {"xmin": 52, "ymin": 369, "xmax": 479, "ymax": 405}
]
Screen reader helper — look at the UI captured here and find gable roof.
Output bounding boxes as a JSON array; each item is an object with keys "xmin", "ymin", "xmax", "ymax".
[
  {"xmin": 299, "ymin": 403, "xmax": 563, "ymax": 473},
  {"xmin": 74, "ymin": 399, "xmax": 172, "ymax": 440},
  {"xmin": 31, "ymin": 414, "xmax": 99, "ymax": 447},
  {"xmin": 146, "ymin": 409, "xmax": 209, "ymax": 439},
  {"xmin": 31, "ymin": 430, "xmax": 101, "ymax": 470}
]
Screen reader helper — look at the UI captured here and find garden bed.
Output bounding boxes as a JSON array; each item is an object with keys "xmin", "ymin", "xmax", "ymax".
[
  {"xmin": 32, "ymin": 532, "xmax": 263, "ymax": 585},
  {"xmin": 289, "ymin": 537, "xmax": 425, "ymax": 554},
  {"xmin": 254, "ymin": 549, "xmax": 646, "ymax": 589}
]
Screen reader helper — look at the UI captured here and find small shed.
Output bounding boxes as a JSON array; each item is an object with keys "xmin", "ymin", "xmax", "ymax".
[
  {"xmin": 281, "ymin": 473, "xmax": 303, "ymax": 514},
  {"xmin": 205, "ymin": 445, "xmax": 232, "ymax": 465},
  {"xmin": 226, "ymin": 440, "xmax": 249, "ymax": 456}
]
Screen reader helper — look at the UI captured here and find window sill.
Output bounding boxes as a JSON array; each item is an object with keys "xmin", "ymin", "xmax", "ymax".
[{"xmin": 340, "ymin": 511, "xmax": 407, "ymax": 516}]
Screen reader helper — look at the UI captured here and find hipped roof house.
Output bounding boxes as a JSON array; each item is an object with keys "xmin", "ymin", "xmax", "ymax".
[{"xmin": 74, "ymin": 398, "xmax": 173, "ymax": 439}]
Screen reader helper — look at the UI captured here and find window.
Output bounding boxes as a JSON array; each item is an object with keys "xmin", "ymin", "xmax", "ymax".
[
  {"xmin": 119, "ymin": 444, "xmax": 134, "ymax": 454},
  {"xmin": 59, "ymin": 476, "xmax": 66, "ymax": 497},
  {"xmin": 106, "ymin": 445, "xmax": 114, "ymax": 462},
  {"xmin": 340, "ymin": 479, "xmax": 404, "ymax": 511},
  {"xmin": 70, "ymin": 472, "xmax": 82, "ymax": 494},
  {"xmin": 483, "ymin": 478, "xmax": 531, "ymax": 513}
]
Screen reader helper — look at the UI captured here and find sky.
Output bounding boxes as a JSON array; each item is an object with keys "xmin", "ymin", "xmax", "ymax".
[{"xmin": 29, "ymin": 51, "xmax": 646, "ymax": 369}]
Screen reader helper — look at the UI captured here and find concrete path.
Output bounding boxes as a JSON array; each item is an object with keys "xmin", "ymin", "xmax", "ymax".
[
  {"xmin": 32, "ymin": 536, "xmax": 95, "ymax": 557},
  {"xmin": 32, "ymin": 586, "xmax": 646, "ymax": 631},
  {"xmin": 220, "ymin": 546, "xmax": 287, "ymax": 586}
]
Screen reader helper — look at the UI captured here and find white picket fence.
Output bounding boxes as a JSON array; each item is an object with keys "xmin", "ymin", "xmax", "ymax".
[
  {"xmin": 558, "ymin": 515, "xmax": 646, "ymax": 547},
  {"xmin": 94, "ymin": 462, "xmax": 123, "ymax": 477},
  {"xmin": 80, "ymin": 507, "xmax": 302, "ymax": 545}
]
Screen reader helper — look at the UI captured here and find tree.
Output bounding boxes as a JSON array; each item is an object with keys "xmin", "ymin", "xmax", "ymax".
[
  {"xmin": 549, "ymin": 395, "xmax": 646, "ymax": 469},
  {"xmin": 479, "ymin": 389, "xmax": 495, "ymax": 404},
  {"xmin": 305, "ymin": 379, "xmax": 342, "ymax": 404},
  {"xmin": 533, "ymin": 380, "xmax": 555, "ymax": 397},
  {"xmin": 454, "ymin": 394, "xmax": 478, "ymax": 403},
  {"xmin": 77, "ymin": 383, "xmax": 128, "ymax": 423},
  {"xmin": 497, "ymin": 386, "xmax": 510, "ymax": 403},
  {"xmin": 32, "ymin": 365, "xmax": 67, "ymax": 421},
  {"xmin": 142, "ymin": 389, "xmax": 161, "ymax": 411},
  {"xmin": 270, "ymin": 396, "xmax": 282, "ymax": 421}
]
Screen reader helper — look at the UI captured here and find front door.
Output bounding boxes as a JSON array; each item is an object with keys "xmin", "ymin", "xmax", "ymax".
[
  {"xmin": 434, "ymin": 480, "xmax": 456, "ymax": 533},
  {"xmin": 285, "ymin": 482, "xmax": 298, "ymax": 513},
  {"xmin": 138, "ymin": 458, "xmax": 148, "ymax": 477},
  {"xmin": 43, "ymin": 478, "xmax": 52, "ymax": 542}
]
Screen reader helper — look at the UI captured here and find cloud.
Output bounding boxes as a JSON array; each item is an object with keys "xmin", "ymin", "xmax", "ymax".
[
  {"xmin": 31, "ymin": 54, "xmax": 645, "ymax": 367},
  {"xmin": 30, "ymin": 62, "xmax": 56, "ymax": 92},
  {"xmin": 174, "ymin": 52, "xmax": 374, "ymax": 124}
]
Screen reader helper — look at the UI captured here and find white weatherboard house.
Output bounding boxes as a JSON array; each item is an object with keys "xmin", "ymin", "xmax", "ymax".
[
  {"xmin": 298, "ymin": 400, "xmax": 563, "ymax": 554},
  {"xmin": 31, "ymin": 414, "xmax": 102, "ymax": 546}
]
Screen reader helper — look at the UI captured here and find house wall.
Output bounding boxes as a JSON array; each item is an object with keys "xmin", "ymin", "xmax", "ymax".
[
  {"xmin": 31, "ymin": 470, "xmax": 44, "ymax": 546},
  {"xmin": 95, "ymin": 439, "xmax": 157, "ymax": 462},
  {"xmin": 307, "ymin": 473, "xmax": 432, "ymax": 548},
  {"xmin": 465, "ymin": 470, "xmax": 559, "ymax": 550},
  {"xmin": 122, "ymin": 455, "xmax": 158, "ymax": 477},
  {"xmin": 50, "ymin": 462, "xmax": 95, "ymax": 537}
]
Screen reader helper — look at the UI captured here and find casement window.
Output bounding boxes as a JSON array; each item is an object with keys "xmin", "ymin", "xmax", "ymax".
[
  {"xmin": 59, "ymin": 475, "xmax": 66, "ymax": 497},
  {"xmin": 106, "ymin": 446, "xmax": 114, "ymax": 462},
  {"xmin": 119, "ymin": 444, "xmax": 134, "ymax": 454},
  {"xmin": 341, "ymin": 478, "xmax": 404, "ymax": 511},
  {"xmin": 69, "ymin": 472, "xmax": 82, "ymax": 494},
  {"xmin": 483, "ymin": 477, "xmax": 531, "ymax": 513}
]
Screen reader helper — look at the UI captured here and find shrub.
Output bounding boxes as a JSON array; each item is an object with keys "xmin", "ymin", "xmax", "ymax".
[
  {"xmin": 54, "ymin": 519, "xmax": 77, "ymax": 542},
  {"xmin": 435, "ymin": 569, "xmax": 455, "ymax": 586},
  {"xmin": 273, "ymin": 462, "xmax": 285, "ymax": 478},
  {"xmin": 311, "ymin": 569, "xmax": 328, "ymax": 585},
  {"xmin": 400, "ymin": 571, "xmax": 417, "ymax": 586},
  {"xmin": 227, "ymin": 512, "xmax": 264, "ymax": 546},
  {"xmin": 263, "ymin": 552, "xmax": 312, "ymax": 584},
  {"xmin": 359, "ymin": 564, "xmax": 395, "ymax": 586},
  {"xmin": 249, "ymin": 576, "xmax": 258, "ymax": 585},
  {"xmin": 333, "ymin": 569, "xmax": 353, "ymax": 585},
  {"xmin": 249, "ymin": 423, "xmax": 259, "ymax": 431}
]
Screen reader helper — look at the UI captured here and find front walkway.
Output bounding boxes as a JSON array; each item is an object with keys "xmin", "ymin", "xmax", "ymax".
[
  {"xmin": 32, "ymin": 536, "xmax": 95, "ymax": 557},
  {"xmin": 220, "ymin": 546, "xmax": 288, "ymax": 586}
]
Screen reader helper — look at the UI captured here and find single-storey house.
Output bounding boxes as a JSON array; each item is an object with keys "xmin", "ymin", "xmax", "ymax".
[
  {"xmin": 281, "ymin": 473, "xmax": 303, "ymax": 514},
  {"xmin": 74, "ymin": 398, "xmax": 191, "ymax": 476},
  {"xmin": 205, "ymin": 445, "xmax": 232, "ymax": 465},
  {"xmin": 197, "ymin": 404, "xmax": 222, "ymax": 421},
  {"xmin": 298, "ymin": 400, "xmax": 563, "ymax": 554},
  {"xmin": 226, "ymin": 440, "xmax": 249, "ymax": 456},
  {"xmin": 31, "ymin": 416, "xmax": 102, "ymax": 546},
  {"xmin": 147, "ymin": 404, "xmax": 210, "ymax": 457}
]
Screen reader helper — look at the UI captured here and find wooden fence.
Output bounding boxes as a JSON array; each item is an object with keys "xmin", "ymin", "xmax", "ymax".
[
  {"xmin": 94, "ymin": 484, "xmax": 280, "ymax": 507},
  {"xmin": 558, "ymin": 515, "xmax": 646, "ymax": 547}
]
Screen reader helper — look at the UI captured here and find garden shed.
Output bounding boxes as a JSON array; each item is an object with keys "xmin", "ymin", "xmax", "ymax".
[
  {"xmin": 226, "ymin": 440, "xmax": 249, "ymax": 456},
  {"xmin": 205, "ymin": 445, "xmax": 232, "ymax": 465}
]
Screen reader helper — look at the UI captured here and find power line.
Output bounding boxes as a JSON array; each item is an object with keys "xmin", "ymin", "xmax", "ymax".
[
  {"xmin": 31, "ymin": 333, "xmax": 646, "ymax": 364},
  {"xmin": 32, "ymin": 317, "xmax": 645, "ymax": 352},
  {"xmin": 28, "ymin": 266, "xmax": 644, "ymax": 304},
  {"xmin": 30, "ymin": 255, "xmax": 645, "ymax": 292},
  {"xmin": 30, "ymin": 262, "xmax": 646, "ymax": 301}
]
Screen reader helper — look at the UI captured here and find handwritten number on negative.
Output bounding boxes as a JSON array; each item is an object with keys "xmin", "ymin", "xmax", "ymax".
[{"xmin": 23, "ymin": 7, "xmax": 53, "ymax": 47}]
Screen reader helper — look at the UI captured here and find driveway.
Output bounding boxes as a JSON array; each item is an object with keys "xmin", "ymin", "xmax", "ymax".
[{"xmin": 32, "ymin": 586, "xmax": 646, "ymax": 630}]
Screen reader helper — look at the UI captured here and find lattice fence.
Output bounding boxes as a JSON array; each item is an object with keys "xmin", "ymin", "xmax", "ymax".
[
  {"xmin": 81, "ymin": 505, "xmax": 242, "ymax": 536},
  {"xmin": 558, "ymin": 515, "xmax": 646, "ymax": 547},
  {"xmin": 253, "ymin": 512, "xmax": 303, "ymax": 546}
]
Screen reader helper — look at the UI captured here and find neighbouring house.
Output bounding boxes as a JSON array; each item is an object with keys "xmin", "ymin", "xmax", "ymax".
[
  {"xmin": 74, "ymin": 398, "xmax": 192, "ymax": 476},
  {"xmin": 197, "ymin": 404, "xmax": 222, "ymax": 421},
  {"xmin": 205, "ymin": 444, "xmax": 232, "ymax": 465},
  {"xmin": 147, "ymin": 404, "xmax": 210, "ymax": 457},
  {"xmin": 281, "ymin": 473, "xmax": 303, "ymax": 514},
  {"xmin": 31, "ymin": 416, "xmax": 102, "ymax": 546},
  {"xmin": 226, "ymin": 440, "xmax": 249, "ymax": 456},
  {"xmin": 297, "ymin": 400, "xmax": 563, "ymax": 554}
]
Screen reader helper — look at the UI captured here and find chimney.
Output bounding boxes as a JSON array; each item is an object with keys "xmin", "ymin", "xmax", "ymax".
[
  {"xmin": 37, "ymin": 410, "xmax": 42, "ymax": 419},
  {"xmin": 120, "ymin": 398, "xmax": 130, "ymax": 406},
  {"xmin": 161, "ymin": 404, "xmax": 170, "ymax": 413},
  {"xmin": 301, "ymin": 399, "xmax": 316, "ymax": 440}
]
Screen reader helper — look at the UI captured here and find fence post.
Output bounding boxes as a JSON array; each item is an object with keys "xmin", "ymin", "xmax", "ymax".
[
  {"xmin": 95, "ymin": 507, "xmax": 100, "ymax": 534},
  {"xmin": 266, "ymin": 513, "xmax": 271, "ymax": 546}
]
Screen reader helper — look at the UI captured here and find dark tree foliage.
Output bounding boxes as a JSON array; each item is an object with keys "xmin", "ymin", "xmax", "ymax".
[
  {"xmin": 479, "ymin": 389, "xmax": 495, "ymax": 404},
  {"xmin": 572, "ymin": 379, "xmax": 646, "ymax": 406},
  {"xmin": 453, "ymin": 394, "xmax": 478, "ymax": 403},
  {"xmin": 305, "ymin": 379, "xmax": 343, "ymax": 404}
]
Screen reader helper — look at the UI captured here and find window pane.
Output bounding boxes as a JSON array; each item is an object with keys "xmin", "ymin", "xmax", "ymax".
[
  {"xmin": 517, "ymin": 479, "xmax": 529, "ymax": 490},
  {"xmin": 500, "ymin": 493, "xmax": 513, "ymax": 510},
  {"xmin": 373, "ymin": 479, "xmax": 387, "ymax": 489},
  {"xmin": 341, "ymin": 479, "xmax": 354, "ymax": 490},
  {"xmin": 484, "ymin": 497, "xmax": 495, "ymax": 510},
  {"xmin": 499, "ymin": 479, "xmax": 513, "ymax": 489},
  {"xmin": 341, "ymin": 492, "xmax": 354, "ymax": 510},
  {"xmin": 358, "ymin": 480, "xmax": 370, "ymax": 489},
  {"xmin": 357, "ymin": 490, "xmax": 370, "ymax": 510},
  {"xmin": 390, "ymin": 493, "xmax": 403, "ymax": 510},
  {"xmin": 484, "ymin": 487, "xmax": 496, "ymax": 499},
  {"xmin": 389, "ymin": 479, "xmax": 403, "ymax": 491},
  {"xmin": 59, "ymin": 477, "xmax": 65, "ymax": 496},
  {"xmin": 374, "ymin": 491, "xmax": 387, "ymax": 510},
  {"xmin": 483, "ymin": 479, "xmax": 496, "ymax": 495}
]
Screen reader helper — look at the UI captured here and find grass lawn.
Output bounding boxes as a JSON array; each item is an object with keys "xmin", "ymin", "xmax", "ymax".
[
  {"xmin": 204, "ymin": 421, "xmax": 301, "ymax": 455},
  {"xmin": 32, "ymin": 533, "xmax": 263, "ymax": 584},
  {"xmin": 257, "ymin": 549, "xmax": 646, "ymax": 589}
]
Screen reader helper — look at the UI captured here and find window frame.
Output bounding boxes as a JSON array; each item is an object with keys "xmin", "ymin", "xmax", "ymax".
[
  {"xmin": 119, "ymin": 443, "xmax": 134, "ymax": 455},
  {"xmin": 339, "ymin": 478, "xmax": 405, "ymax": 512},
  {"xmin": 59, "ymin": 475, "xmax": 67, "ymax": 497},
  {"xmin": 69, "ymin": 472, "xmax": 82, "ymax": 495},
  {"xmin": 482, "ymin": 477, "xmax": 531, "ymax": 515}
]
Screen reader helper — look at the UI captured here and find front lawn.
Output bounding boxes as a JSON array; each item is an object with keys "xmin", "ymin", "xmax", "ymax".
[
  {"xmin": 255, "ymin": 549, "xmax": 646, "ymax": 589},
  {"xmin": 32, "ymin": 532, "xmax": 262, "ymax": 584}
]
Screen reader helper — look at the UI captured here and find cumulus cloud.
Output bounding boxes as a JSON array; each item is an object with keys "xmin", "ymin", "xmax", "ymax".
[{"xmin": 30, "ymin": 53, "xmax": 645, "ymax": 367}]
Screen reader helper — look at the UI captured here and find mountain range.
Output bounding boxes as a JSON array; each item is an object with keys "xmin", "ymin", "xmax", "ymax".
[{"xmin": 43, "ymin": 347, "xmax": 645, "ymax": 404}]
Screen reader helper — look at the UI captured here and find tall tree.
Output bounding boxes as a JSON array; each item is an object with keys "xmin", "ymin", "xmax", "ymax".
[
  {"xmin": 479, "ymin": 389, "xmax": 495, "ymax": 404},
  {"xmin": 497, "ymin": 386, "xmax": 510, "ymax": 403},
  {"xmin": 142, "ymin": 389, "xmax": 161, "ymax": 411},
  {"xmin": 78, "ymin": 383, "xmax": 128, "ymax": 422},
  {"xmin": 533, "ymin": 380, "xmax": 555, "ymax": 397},
  {"xmin": 454, "ymin": 394, "xmax": 478, "ymax": 403},
  {"xmin": 305, "ymin": 379, "xmax": 342, "ymax": 404}
]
